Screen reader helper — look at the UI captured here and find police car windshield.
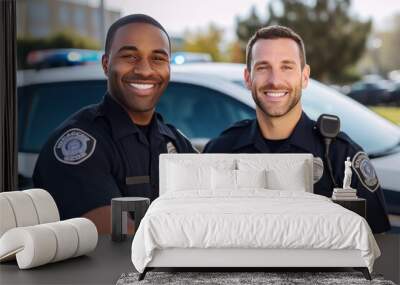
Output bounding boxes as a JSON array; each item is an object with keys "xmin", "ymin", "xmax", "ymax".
[{"xmin": 231, "ymin": 79, "xmax": 400, "ymax": 156}]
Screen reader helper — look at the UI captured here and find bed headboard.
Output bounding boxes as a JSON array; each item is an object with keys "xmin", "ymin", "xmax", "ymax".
[{"xmin": 159, "ymin": 153, "xmax": 314, "ymax": 196}]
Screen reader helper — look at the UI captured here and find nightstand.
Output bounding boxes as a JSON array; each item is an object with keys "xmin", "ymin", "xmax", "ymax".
[
  {"xmin": 331, "ymin": 197, "xmax": 366, "ymax": 218},
  {"xmin": 111, "ymin": 197, "xmax": 150, "ymax": 242}
]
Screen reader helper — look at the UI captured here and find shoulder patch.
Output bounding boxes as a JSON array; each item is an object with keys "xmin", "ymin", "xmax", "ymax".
[
  {"xmin": 53, "ymin": 128, "xmax": 96, "ymax": 165},
  {"xmin": 351, "ymin": 151, "xmax": 379, "ymax": 192}
]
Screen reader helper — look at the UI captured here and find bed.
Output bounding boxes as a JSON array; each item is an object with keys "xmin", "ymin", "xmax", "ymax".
[{"xmin": 131, "ymin": 154, "xmax": 380, "ymax": 280}]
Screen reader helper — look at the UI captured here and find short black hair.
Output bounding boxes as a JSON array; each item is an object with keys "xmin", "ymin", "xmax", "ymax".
[
  {"xmin": 246, "ymin": 25, "xmax": 306, "ymax": 71},
  {"xmin": 104, "ymin": 14, "xmax": 170, "ymax": 54}
]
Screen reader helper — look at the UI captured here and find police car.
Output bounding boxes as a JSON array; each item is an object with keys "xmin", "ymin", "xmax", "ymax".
[{"xmin": 17, "ymin": 62, "xmax": 400, "ymax": 228}]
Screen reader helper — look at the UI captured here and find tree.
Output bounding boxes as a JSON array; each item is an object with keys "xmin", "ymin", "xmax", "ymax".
[
  {"xmin": 236, "ymin": 0, "xmax": 371, "ymax": 83},
  {"xmin": 183, "ymin": 24, "xmax": 225, "ymax": 61},
  {"xmin": 226, "ymin": 40, "xmax": 245, "ymax": 63},
  {"xmin": 235, "ymin": 6, "xmax": 263, "ymax": 59}
]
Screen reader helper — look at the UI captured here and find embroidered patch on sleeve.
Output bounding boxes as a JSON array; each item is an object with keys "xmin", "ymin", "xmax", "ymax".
[
  {"xmin": 53, "ymin": 128, "xmax": 96, "ymax": 165},
  {"xmin": 352, "ymin": 151, "xmax": 379, "ymax": 192}
]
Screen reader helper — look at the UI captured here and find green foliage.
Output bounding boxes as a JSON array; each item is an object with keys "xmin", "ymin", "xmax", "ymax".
[
  {"xmin": 17, "ymin": 30, "xmax": 101, "ymax": 69},
  {"xmin": 183, "ymin": 24, "xmax": 226, "ymax": 61},
  {"xmin": 330, "ymin": 65, "xmax": 362, "ymax": 84},
  {"xmin": 235, "ymin": 6, "xmax": 263, "ymax": 56},
  {"xmin": 236, "ymin": 0, "xmax": 371, "ymax": 83}
]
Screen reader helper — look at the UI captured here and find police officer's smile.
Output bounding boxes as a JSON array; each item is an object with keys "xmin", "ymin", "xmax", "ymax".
[
  {"xmin": 127, "ymin": 83, "xmax": 155, "ymax": 94},
  {"xmin": 263, "ymin": 91, "xmax": 288, "ymax": 100},
  {"xmin": 123, "ymin": 77, "xmax": 163, "ymax": 97},
  {"xmin": 260, "ymin": 87, "xmax": 291, "ymax": 103}
]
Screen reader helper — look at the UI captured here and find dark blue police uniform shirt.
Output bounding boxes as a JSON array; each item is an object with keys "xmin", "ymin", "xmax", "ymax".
[
  {"xmin": 204, "ymin": 112, "xmax": 391, "ymax": 233},
  {"xmin": 33, "ymin": 94, "xmax": 196, "ymax": 219}
]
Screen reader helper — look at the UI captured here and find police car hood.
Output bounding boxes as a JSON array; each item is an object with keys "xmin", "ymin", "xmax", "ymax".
[{"xmin": 371, "ymin": 151, "xmax": 400, "ymax": 192}]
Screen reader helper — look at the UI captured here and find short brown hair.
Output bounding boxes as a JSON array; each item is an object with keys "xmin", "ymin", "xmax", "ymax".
[{"xmin": 246, "ymin": 25, "xmax": 306, "ymax": 71}]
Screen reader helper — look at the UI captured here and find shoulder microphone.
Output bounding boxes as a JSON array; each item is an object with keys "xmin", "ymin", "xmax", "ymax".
[{"xmin": 316, "ymin": 114, "xmax": 340, "ymax": 188}]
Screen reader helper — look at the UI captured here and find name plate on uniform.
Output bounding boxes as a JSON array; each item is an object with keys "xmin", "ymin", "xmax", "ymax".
[{"xmin": 126, "ymin": 176, "xmax": 150, "ymax": 185}]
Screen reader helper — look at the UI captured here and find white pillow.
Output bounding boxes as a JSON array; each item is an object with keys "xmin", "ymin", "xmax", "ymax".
[
  {"xmin": 167, "ymin": 162, "xmax": 211, "ymax": 191},
  {"xmin": 211, "ymin": 168, "xmax": 237, "ymax": 190},
  {"xmin": 238, "ymin": 158, "xmax": 309, "ymax": 192},
  {"xmin": 236, "ymin": 169, "xmax": 267, "ymax": 189},
  {"xmin": 266, "ymin": 163, "xmax": 307, "ymax": 191},
  {"xmin": 211, "ymin": 169, "xmax": 267, "ymax": 191}
]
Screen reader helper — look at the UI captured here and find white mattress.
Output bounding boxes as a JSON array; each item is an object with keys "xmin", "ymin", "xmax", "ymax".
[{"xmin": 131, "ymin": 190, "xmax": 380, "ymax": 273}]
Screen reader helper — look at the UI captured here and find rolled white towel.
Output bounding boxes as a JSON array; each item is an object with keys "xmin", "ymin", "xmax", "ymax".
[
  {"xmin": 64, "ymin": 218, "xmax": 98, "ymax": 257},
  {"xmin": 0, "ymin": 225, "xmax": 57, "ymax": 268},
  {"xmin": 42, "ymin": 221, "xmax": 79, "ymax": 263},
  {"xmin": 0, "ymin": 189, "xmax": 60, "ymax": 238},
  {"xmin": 0, "ymin": 191, "xmax": 39, "ymax": 228},
  {"xmin": 0, "ymin": 218, "xmax": 98, "ymax": 269},
  {"xmin": 24, "ymin": 189, "xmax": 60, "ymax": 224},
  {"xmin": 0, "ymin": 196, "xmax": 17, "ymax": 237}
]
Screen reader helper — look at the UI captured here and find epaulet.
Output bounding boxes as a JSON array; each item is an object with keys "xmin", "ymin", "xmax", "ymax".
[
  {"xmin": 165, "ymin": 123, "xmax": 178, "ymax": 134},
  {"xmin": 336, "ymin": 131, "xmax": 349, "ymax": 140},
  {"xmin": 221, "ymin": 119, "xmax": 253, "ymax": 135},
  {"xmin": 335, "ymin": 131, "xmax": 362, "ymax": 150},
  {"xmin": 336, "ymin": 131, "xmax": 354, "ymax": 143},
  {"xmin": 167, "ymin": 124, "xmax": 190, "ymax": 140},
  {"xmin": 71, "ymin": 104, "xmax": 100, "ymax": 123}
]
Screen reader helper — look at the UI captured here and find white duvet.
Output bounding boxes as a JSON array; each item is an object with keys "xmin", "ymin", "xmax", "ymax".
[{"xmin": 131, "ymin": 190, "xmax": 380, "ymax": 273}]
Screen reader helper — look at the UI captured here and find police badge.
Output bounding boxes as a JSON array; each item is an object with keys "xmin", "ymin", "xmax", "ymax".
[
  {"xmin": 53, "ymin": 128, "xmax": 96, "ymax": 165},
  {"xmin": 352, "ymin": 151, "xmax": 379, "ymax": 192}
]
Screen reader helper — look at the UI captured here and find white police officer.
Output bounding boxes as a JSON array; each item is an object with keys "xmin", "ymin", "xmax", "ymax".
[{"xmin": 204, "ymin": 25, "xmax": 390, "ymax": 233}]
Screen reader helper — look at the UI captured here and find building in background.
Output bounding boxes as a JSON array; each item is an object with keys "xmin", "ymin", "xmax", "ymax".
[{"xmin": 16, "ymin": 0, "xmax": 120, "ymax": 45}]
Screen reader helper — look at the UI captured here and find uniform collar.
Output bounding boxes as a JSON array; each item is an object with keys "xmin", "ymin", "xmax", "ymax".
[
  {"xmin": 98, "ymin": 93, "xmax": 176, "ymax": 142},
  {"xmin": 287, "ymin": 112, "xmax": 318, "ymax": 153},
  {"xmin": 232, "ymin": 112, "xmax": 317, "ymax": 153},
  {"xmin": 232, "ymin": 119, "xmax": 265, "ymax": 151},
  {"xmin": 157, "ymin": 116, "xmax": 177, "ymax": 141}
]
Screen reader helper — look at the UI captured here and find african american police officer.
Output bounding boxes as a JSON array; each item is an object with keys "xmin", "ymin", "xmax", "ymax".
[
  {"xmin": 204, "ymin": 25, "xmax": 390, "ymax": 233},
  {"xmin": 33, "ymin": 14, "xmax": 197, "ymax": 233}
]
